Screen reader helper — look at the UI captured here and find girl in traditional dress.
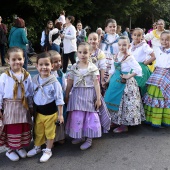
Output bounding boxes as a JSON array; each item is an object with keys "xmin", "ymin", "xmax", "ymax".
[
  {"xmin": 88, "ymin": 32, "xmax": 106, "ymax": 92},
  {"xmin": 130, "ymin": 28, "xmax": 156, "ymax": 96},
  {"xmin": 144, "ymin": 19, "xmax": 166, "ymax": 72},
  {"xmin": 0, "ymin": 47, "xmax": 33, "ymax": 161},
  {"xmin": 65, "ymin": 42, "xmax": 111, "ymax": 150},
  {"xmin": 100, "ymin": 18, "xmax": 119, "ymax": 82},
  {"xmin": 143, "ymin": 31, "xmax": 170, "ymax": 127},
  {"xmin": 104, "ymin": 36, "xmax": 145, "ymax": 133}
]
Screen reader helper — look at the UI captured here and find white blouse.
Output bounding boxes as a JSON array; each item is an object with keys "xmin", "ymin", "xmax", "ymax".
[
  {"xmin": 155, "ymin": 47, "xmax": 170, "ymax": 68},
  {"xmin": 0, "ymin": 71, "xmax": 33, "ymax": 109},
  {"xmin": 109, "ymin": 53, "xmax": 142, "ymax": 76},
  {"xmin": 33, "ymin": 75, "xmax": 64, "ymax": 106},
  {"xmin": 100, "ymin": 33, "xmax": 119, "ymax": 55},
  {"xmin": 49, "ymin": 28, "xmax": 61, "ymax": 45},
  {"xmin": 130, "ymin": 42, "xmax": 153, "ymax": 62}
]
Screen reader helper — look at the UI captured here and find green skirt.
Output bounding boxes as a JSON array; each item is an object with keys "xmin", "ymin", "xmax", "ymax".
[
  {"xmin": 144, "ymin": 85, "xmax": 170, "ymax": 127},
  {"xmin": 135, "ymin": 63, "xmax": 151, "ymax": 97}
]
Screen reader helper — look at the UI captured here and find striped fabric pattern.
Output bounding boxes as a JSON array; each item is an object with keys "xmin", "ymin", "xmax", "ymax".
[
  {"xmin": 3, "ymin": 99, "xmax": 32, "ymax": 125},
  {"xmin": 0, "ymin": 123, "xmax": 31, "ymax": 149},
  {"xmin": 67, "ymin": 87, "xmax": 111, "ymax": 132},
  {"xmin": 146, "ymin": 67, "xmax": 170, "ymax": 99}
]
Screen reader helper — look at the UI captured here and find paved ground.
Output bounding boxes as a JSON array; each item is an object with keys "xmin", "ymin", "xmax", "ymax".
[{"xmin": 1, "ymin": 124, "xmax": 170, "ymax": 170}]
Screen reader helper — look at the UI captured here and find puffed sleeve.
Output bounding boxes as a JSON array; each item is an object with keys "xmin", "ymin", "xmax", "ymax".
[
  {"xmin": 67, "ymin": 64, "xmax": 76, "ymax": 80},
  {"xmin": 54, "ymin": 81, "xmax": 65, "ymax": 106},
  {"xmin": 0, "ymin": 74, "xmax": 5, "ymax": 109},
  {"xmin": 127, "ymin": 56, "xmax": 142, "ymax": 76},
  {"xmin": 97, "ymin": 51, "xmax": 106, "ymax": 70},
  {"xmin": 143, "ymin": 43, "xmax": 153, "ymax": 55},
  {"xmin": 144, "ymin": 31, "xmax": 154, "ymax": 41}
]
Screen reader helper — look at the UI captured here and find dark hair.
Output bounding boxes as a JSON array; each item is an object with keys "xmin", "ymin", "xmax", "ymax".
[
  {"xmin": 132, "ymin": 27, "xmax": 143, "ymax": 34},
  {"xmin": 13, "ymin": 17, "xmax": 25, "ymax": 28},
  {"xmin": 118, "ymin": 36, "xmax": 130, "ymax": 43},
  {"xmin": 36, "ymin": 52, "xmax": 53, "ymax": 64},
  {"xmin": 60, "ymin": 10, "xmax": 65, "ymax": 15},
  {"xmin": 6, "ymin": 47, "xmax": 24, "ymax": 59},
  {"xmin": 78, "ymin": 42, "xmax": 92, "ymax": 51},
  {"xmin": 105, "ymin": 18, "xmax": 117, "ymax": 27},
  {"xmin": 77, "ymin": 20, "xmax": 82, "ymax": 24},
  {"xmin": 67, "ymin": 16, "xmax": 75, "ymax": 24},
  {"xmin": 45, "ymin": 20, "xmax": 53, "ymax": 35},
  {"xmin": 54, "ymin": 22, "xmax": 62, "ymax": 30}
]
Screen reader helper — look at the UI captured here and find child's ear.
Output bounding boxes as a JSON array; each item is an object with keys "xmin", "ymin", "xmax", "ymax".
[
  {"xmin": 7, "ymin": 59, "xmax": 9, "ymax": 64},
  {"xmin": 35, "ymin": 63, "xmax": 38, "ymax": 69},
  {"xmin": 51, "ymin": 63, "xmax": 54, "ymax": 69}
]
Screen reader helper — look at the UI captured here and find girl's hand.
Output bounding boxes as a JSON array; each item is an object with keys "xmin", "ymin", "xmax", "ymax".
[
  {"xmin": 64, "ymin": 96, "xmax": 69, "ymax": 104},
  {"xmin": 60, "ymin": 34, "xmax": 64, "ymax": 39},
  {"xmin": 121, "ymin": 74, "xmax": 131, "ymax": 80},
  {"xmin": 0, "ymin": 110, "xmax": 3, "ymax": 120},
  {"xmin": 102, "ymin": 81, "xmax": 109, "ymax": 89},
  {"xmin": 58, "ymin": 115, "xmax": 64, "ymax": 124},
  {"xmin": 95, "ymin": 99, "xmax": 101, "ymax": 110}
]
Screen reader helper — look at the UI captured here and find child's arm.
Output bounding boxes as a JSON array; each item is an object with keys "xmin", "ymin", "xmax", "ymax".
[
  {"xmin": 143, "ymin": 52, "xmax": 156, "ymax": 65},
  {"xmin": 121, "ymin": 72, "xmax": 137, "ymax": 80},
  {"xmin": 57, "ymin": 105, "xmax": 64, "ymax": 124},
  {"xmin": 65, "ymin": 78, "xmax": 73, "ymax": 104},
  {"xmin": 94, "ymin": 78, "xmax": 101, "ymax": 110}
]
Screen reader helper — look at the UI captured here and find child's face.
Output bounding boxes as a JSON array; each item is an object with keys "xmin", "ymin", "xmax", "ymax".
[
  {"xmin": 132, "ymin": 30, "xmax": 143, "ymax": 44},
  {"xmin": 36, "ymin": 58, "xmax": 53, "ymax": 78},
  {"xmin": 77, "ymin": 45, "xmax": 90, "ymax": 63},
  {"xmin": 77, "ymin": 23, "xmax": 82, "ymax": 30},
  {"xmin": 160, "ymin": 33, "xmax": 170, "ymax": 49},
  {"xmin": 8, "ymin": 52, "xmax": 24, "ymax": 72},
  {"xmin": 106, "ymin": 22, "xmax": 117, "ymax": 34},
  {"xmin": 52, "ymin": 55, "xmax": 62, "ymax": 70},
  {"xmin": 88, "ymin": 34, "xmax": 98, "ymax": 49},
  {"xmin": 118, "ymin": 39, "xmax": 130, "ymax": 54}
]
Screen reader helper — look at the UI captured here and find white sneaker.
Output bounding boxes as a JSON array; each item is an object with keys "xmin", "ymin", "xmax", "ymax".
[
  {"xmin": 40, "ymin": 149, "xmax": 52, "ymax": 163},
  {"xmin": 6, "ymin": 150, "xmax": 20, "ymax": 161},
  {"xmin": 16, "ymin": 148, "xmax": 27, "ymax": 158},
  {"xmin": 27, "ymin": 146, "xmax": 41, "ymax": 157}
]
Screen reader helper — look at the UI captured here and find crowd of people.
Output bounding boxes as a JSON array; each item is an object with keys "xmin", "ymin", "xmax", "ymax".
[{"xmin": 0, "ymin": 13, "xmax": 170, "ymax": 164}]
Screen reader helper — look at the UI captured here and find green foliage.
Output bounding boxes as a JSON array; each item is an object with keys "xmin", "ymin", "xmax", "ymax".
[{"xmin": 1, "ymin": 0, "xmax": 170, "ymax": 50}]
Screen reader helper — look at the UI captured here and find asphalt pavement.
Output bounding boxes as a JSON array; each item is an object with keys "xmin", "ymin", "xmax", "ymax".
[{"xmin": 1, "ymin": 124, "xmax": 170, "ymax": 170}]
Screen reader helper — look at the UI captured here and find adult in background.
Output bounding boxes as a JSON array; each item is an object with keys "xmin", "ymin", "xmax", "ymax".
[
  {"xmin": 40, "ymin": 20, "xmax": 53, "ymax": 52},
  {"xmin": 0, "ymin": 16, "xmax": 8, "ymax": 66},
  {"xmin": 145, "ymin": 19, "xmax": 166, "ymax": 71},
  {"xmin": 116, "ymin": 25, "xmax": 123, "ymax": 36},
  {"xmin": 58, "ymin": 10, "xmax": 66, "ymax": 25},
  {"xmin": 76, "ymin": 20, "xmax": 86, "ymax": 46},
  {"xmin": 60, "ymin": 16, "xmax": 77, "ymax": 73},
  {"xmin": 8, "ymin": 17, "xmax": 28, "ymax": 70},
  {"xmin": 49, "ymin": 22, "xmax": 62, "ymax": 53},
  {"xmin": 147, "ymin": 22, "xmax": 157, "ymax": 47}
]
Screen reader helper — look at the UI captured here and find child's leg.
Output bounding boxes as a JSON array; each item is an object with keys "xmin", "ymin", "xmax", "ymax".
[{"xmin": 39, "ymin": 113, "xmax": 57, "ymax": 163}]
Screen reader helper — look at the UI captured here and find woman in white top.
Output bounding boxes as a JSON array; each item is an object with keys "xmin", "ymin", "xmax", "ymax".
[
  {"xmin": 60, "ymin": 16, "xmax": 77, "ymax": 73},
  {"xmin": 49, "ymin": 22, "xmax": 62, "ymax": 53},
  {"xmin": 144, "ymin": 19, "xmax": 165, "ymax": 71}
]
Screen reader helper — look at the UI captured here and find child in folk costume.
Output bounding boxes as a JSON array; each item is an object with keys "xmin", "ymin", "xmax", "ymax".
[
  {"xmin": 65, "ymin": 42, "xmax": 111, "ymax": 150},
  {"xmin": 48, "ymin": 50, "xmax": 67, "ymax": 144},
  {"xmin": 130, "ymin": 28, "xmax": 156, "ymax": 96},
  {"xmin": 104, "ymin": 36, "xmax": 145, "ymax": 133},
  {"xmin": 144, "ymin": 19, "xmax": 165, "ymax": 72},
  {"xmin": 143, "ymin": 31, "xmax": 170, "ymax": 127},
  {"xmin": 27, "ymin": 52, "xmax": 64, "ymax": 162},
  {"xmin": 0, "ymin": 47, "xmax": 33, "ymax": 161},
  {"xmin": 100, "ymin": 18, "xmax": 119, "ymax": 82},
  {"xmin": 88, "ymin": 32, "xmax": 106, "ymax": 90}
]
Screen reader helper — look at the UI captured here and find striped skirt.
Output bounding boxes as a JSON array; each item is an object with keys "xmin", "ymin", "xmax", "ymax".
[
  {"xmin": 0, "ymin": 99, "xmax": 32, "ymax": 149},
  {"xmin": 143, "ymin": 85, "xmax": 170, "ymax": 127},
  {"xmin": 0, "ymin": 123, "xmax": 31, "ymax": 149},
  {"xmin": 66, "ymin": 87, "xmax": 111, "ymax": 138}
]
